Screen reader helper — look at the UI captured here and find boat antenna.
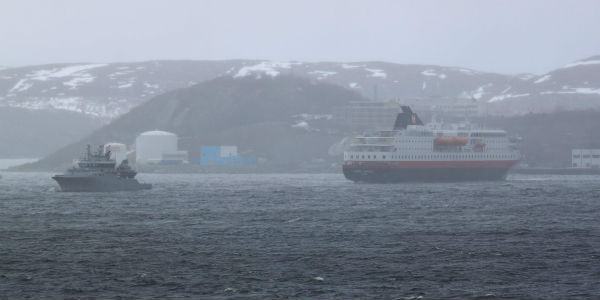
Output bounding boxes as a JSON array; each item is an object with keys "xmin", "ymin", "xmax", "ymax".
[{"xmin": 105, "ymin": 145, "xmax": 112, "ymax": 160}]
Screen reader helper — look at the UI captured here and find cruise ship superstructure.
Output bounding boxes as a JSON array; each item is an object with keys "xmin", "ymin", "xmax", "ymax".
[{"xmin": 342, "ymin": 106, "xmax": 520, "ymax": 182}]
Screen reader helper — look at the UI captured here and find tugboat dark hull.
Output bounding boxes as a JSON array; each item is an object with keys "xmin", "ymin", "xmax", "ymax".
[
  {"xmin": 52, "ymin": 175, "xmax": 152, "ymax": 192},
  {"xmin": 343, "ymin": 164, "xmax": 515, "ymax": 183}
]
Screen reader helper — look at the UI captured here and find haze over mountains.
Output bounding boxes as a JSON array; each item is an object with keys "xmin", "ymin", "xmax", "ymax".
[
  {"xmin": 16, "ymin": 76, "xmax": 364, "ymax": 171},
  {"xmin": 1, "ymin": 56, "xmax": 599, "ymax": 120},
  {"xmin": 1, "ymin": 56, "xmax": 599, "ymax": 162}
]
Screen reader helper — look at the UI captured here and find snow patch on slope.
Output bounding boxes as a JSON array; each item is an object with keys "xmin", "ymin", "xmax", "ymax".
[
  {"xmin": 534, "ymin": 74, "xmax": 551, "ymax": 84},
  {"xmin": 143, "ymin": 82, "xmax": 160, "ymax": 89},
  {"xmin": 118, "ymin": 82, "xmax": 133, "ymax": 89},
  {"xmin": 341, "ymin": 63, "xmax": 362, "ymax": 69},
  {"xmin": 11, "ymin": 97, "xmax": 83, "ymax": 112},
  {"xmin": 291, "ymin": 113, "xmax": 332, "ymax": 131},
  {"xmin": 7, "ymin": 96, "xmax": 135, "ymax": 118},
  {"xmin": 462, "ymin": 84, "xmax": 492, "ymax": 100},
  {"xmin": 562, "ymin": 60, "xmax": 600, "ymax": 69},
  {"xmin": 292, "ymin": 121, "xmax": 309, "ymax": 129},
  {"xmin": 421, "ymin": 69, "xmax": 447, "ymax": 79},
  {"xmin": 31, "ymin": 64, "xmax": 106, "ymax": 80},
  {"xmin": 517, "ymin": 73, "xmax": 536, "ymax": 80},
  {"xmin": 541, "ymin": 87, "xmax": 600, "ymax": 96},
  {"xmin": 365, "ymin": 68, "xmax": 387, "ymax": 78},
  {"xmin": 488, "ymin": 93, "xmax": 530, "ymax": 103},
  {"xmin": 7, "ymin": 63, "xmax": 106, "ymax": 93},
  {"xmin": 224, "ymin": 67, "xmax": 236, "ymax": 75},
  {"xmin": 108, "ymin": 70, "xmax": 135, "ymax": 79},
  {"xmin": 63, "ymin": 74, "xmax": 95, "ymax": 89},
  {"xmin": 8, "ymin": 79, "xmax": 33, "ymax": 93},
  {"xmin": 308, "ymin": 70, "xmax": 337, "ymax": 80},
  {"xmin": 454, "ymin": 68, "xmax": 479, "ymax": 75},
  {"xmin": 234, "ymin": 61, "xmax": 301, "ymax": 78}
]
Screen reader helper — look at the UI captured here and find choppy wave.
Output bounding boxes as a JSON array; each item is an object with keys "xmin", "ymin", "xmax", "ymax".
[{"xmin": 1, "ymin": 173, "xmax": 599, "ymax": 299}]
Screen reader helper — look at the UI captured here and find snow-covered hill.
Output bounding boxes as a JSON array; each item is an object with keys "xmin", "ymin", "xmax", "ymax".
[
  {"xmin": 484, "ymin": 56, "xmax": 600, "ymax": 114},
  {"xmin": 0, "ymin": 60, "xmax": 511, "ymax": 119},
  {"xmin": 0, "ymin": 61, "xmax": 243, "ymax": 119},
  {"xmin": 1, "ymin": 57, "xmax": 599, "ymax": 119}
]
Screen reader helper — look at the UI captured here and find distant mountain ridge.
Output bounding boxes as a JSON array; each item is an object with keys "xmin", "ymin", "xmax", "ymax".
[
  {"xmin": 2, "ymin": 56, "xmax": 599, "ymax": 158},
  {"xmin": 1, "ymin": 56, "xmax": 598, "ymax": 119},
  {"xmin": 14, "ymin": 76, "xmax": 365, "ymax": 171},
  {"xmin": 0, "ymin": 60, "xmax": 244, "ymax": 119},
  {"xmin": 14, "ymin": 75, "xmax": 600, "ymax": 172},
  {"xmin": 485, "ymin": 55, "xmax": 600, "ymax": 114}
]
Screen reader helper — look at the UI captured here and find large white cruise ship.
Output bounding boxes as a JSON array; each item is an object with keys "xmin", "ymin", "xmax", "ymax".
[{"xmin": 343, "ymin": 106, "xmax": 520, "ymax": 182}]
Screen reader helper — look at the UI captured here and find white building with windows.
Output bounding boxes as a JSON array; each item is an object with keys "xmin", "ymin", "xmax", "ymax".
[{"xmin": 572, "ymin": 149, "xmax": 600, "ymax": 168}]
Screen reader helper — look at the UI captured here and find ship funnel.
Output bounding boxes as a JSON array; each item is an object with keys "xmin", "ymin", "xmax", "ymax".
[{"xmin": 393, "ymin": 106, "xmax": 424, "ymax": 130}]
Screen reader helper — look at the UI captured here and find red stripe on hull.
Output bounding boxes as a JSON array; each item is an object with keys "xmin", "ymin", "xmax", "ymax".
[{"xmin": 343, "ymin": 160, "xmax": 519, "ymax": 169}]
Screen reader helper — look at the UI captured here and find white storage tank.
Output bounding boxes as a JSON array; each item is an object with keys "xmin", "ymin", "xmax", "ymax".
[
  {"xmin": 136, "ymin": 130, "xmax": 178, "ymax": 164},
  {"xmin": 104, "ymin": 142, "xmax": 127, "ymax": 165}
]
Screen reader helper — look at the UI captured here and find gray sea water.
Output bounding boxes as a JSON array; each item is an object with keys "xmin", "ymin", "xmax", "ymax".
[{"xmin": 1, "ymin": 172, "xmax": 599, "ymax": 299}]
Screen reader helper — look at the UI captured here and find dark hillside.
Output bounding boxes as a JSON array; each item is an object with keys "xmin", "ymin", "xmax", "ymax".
[
  {"xmin": 15, "ymin": 76, "xmax": 365, "ymax": 171},
  {"xmin": 479, "ymin": 110, "xmax": 600, "ymax": 167},
  {"xmin": 0, "ymin": 107, "xmax": 100, "ymax": 158}
]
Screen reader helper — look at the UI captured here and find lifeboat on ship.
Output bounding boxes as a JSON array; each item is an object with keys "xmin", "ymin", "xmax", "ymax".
[
  {"xmin": 434, "ymin": 136, "xmax": 468, "ymax": 146},
  {"xmin": 473, "ymin": 141, "xmax": 486, "ymax": 151}
]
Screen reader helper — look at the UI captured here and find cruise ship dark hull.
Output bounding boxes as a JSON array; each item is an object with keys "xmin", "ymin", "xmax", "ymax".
[
  {"xmin": 343, "ymin": 161, "xmax": 518, "ymax": 183},
  {"xmin": 52, "ymin": 175, "xmax": 152, "ymax": 192}
]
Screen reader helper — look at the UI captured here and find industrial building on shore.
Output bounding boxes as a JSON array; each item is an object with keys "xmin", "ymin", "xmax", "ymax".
[
  {"xmin": 199, "ymin": 146, "xmax": 258, "ymax": 166},
  {"xmin": 135, "ymin": 130, "xmax": 188, "ymax": 165},
  {"xmin": 572, "ymin": 149, "xmax": 600, "ymax": 168},
  {"xmin": 132, "ymin": 130, "xmax": 257, "ymax": 168}
]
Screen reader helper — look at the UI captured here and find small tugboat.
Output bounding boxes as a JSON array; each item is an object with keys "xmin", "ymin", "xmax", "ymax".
[{"xmin": 52, "ymin": 144, "xmax": 152, "ymax": 192}]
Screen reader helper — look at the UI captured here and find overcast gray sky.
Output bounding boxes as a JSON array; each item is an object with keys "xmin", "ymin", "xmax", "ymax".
[{"xmin": 1, "ymin": 0, "xmax": 599, "ymax": 74}]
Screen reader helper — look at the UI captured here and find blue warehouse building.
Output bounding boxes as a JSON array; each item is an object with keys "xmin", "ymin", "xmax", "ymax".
[{"xmin": 199, "ymin": 146, "xmax": 258, "ymax": 166}]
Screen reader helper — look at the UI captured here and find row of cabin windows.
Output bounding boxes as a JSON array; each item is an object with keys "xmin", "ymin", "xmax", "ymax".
[
  {"xmin": 349, "ymin": 153, "xmax": 515, "ymax": 160},
  {"xmin": 573, "ymin": 163, "xmax": 600, "ymax": 167},
  {"xmin": 471, "ymin": 132, "xmax": 506, "ymax": 137},
  {"xmin": 573, "ymin": 154, "xmax": 600, "ymax": 158},
  {"xmin": 81, "ymin": 163, "xmax": 113, "ymax": 168},
  {"xmin": 393, "ymin": 139, "xmax": 509, "ymax": 145},
  {"xmin": 433, "ymin": 132, "xmax": 506, "ymax": 138},
  {"xmin": 403, "ymin": 139, "xmax": 429, "ymax": 143}
]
